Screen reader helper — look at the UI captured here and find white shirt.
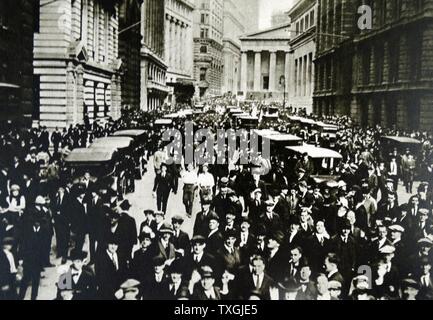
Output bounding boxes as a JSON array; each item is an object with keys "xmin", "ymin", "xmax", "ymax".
[
  {"xmin": 204, "ymin": 288, "xmax": 216, "ymax": 299},
  {"xmin": 182, "ymin": 171, "xmax": 198, "ymax": 185},
  {"xmin": 198, "ymin": 173, "xmax": 215, "ymax": 188},
  {"xmin": 107, "ymin": 250, "xmax": 119, "ymax": 270},
  {"xmin": 71, "ymin": 268, "xmax": 82, "ymax": 284},
  {"xmin": 253, "ymin": 273, "xmax": 264, "ymax": 289},
  {"xmin": 240, "ymin": 232, "xmax": 249, "ymax": 245},
  {"xmin": 317, "ymin": 292, "xmax": 332, "ymax": 300},
  {"xmin": 193, "ymin": 251, "xmax": 204, "ymax": 263},
  {"xmin": 3, "ymin": 249, "xmax": 17, "ymax": 273},
  {"xmin": 327, "ymin": 269, "xmax": 339, "ymax": 279}
]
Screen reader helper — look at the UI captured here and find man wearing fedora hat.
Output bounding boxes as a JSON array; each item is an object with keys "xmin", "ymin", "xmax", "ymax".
[
  {"xmin": 171, "ymin": 214, "xmax": 190, "ymax": 257},
  {"xmin": 131, "ymin": 227, "xmax": 157, "ymax": 282},
  {"xmin": 156, "ymin": 222, "xmax": 176, "ymax": 263},
  {"xmin": 265, "ymin": 230, "xmax": 286, "ymax": 282},
  {"xmin": 206, "ymin": 212, "xmax": 224, "ymax": 257},
  {"xmin": 190, "ymin": 265, "xmax": 222, "ymax": 300},
  {"xmin": 117, "ymin": 200, "xmax": 137, "ymax": 262},
  {"xmin": 260, "ymin": 199, "xmax": 282, "ymax": 233},
  {"xmin": 62, "ymin": 249, "xmax": 95, "ymax": 300},
  {"xmin": 217, "ymin": 229, "xmax": 242, "ymax": 271},
  {"xmin": 95, "ymin": 234, "xmax": 126, "ymax": 300}
]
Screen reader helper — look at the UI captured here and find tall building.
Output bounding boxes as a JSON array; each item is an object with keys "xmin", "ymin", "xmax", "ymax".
[
  {"xmin": 313, "ymin": 0, "xmax": 357, "ymax": 121},
  {"xmin": 314, "ymin": 0, "xmax": 433, "ymax": 131},
  {"xmin": 34, "ymin": 0, "xmax": 122, "ymax": 129},
  {"xmin": 286, "ymin": 0, "xmax": 317, "ymax": 114},
  {"xmin": 350, "ymin": 0, "xmax": 433, "ymax": 131},
  {"xmin": 221, "ymin": 0, "xmax": 247, "ymax": 95},
  {"xmin": 193, "ymin": 0, "xmax": 224, "ymax": 98},
  {"xmin": 239, "ymin": 23, "xmax": 291, "ymax": 101},
  {"xmin": 119, "ymin": 0, "xmax": 142, "ymax": 110},
  {"xmin": 140, "ymin": 0, "xmax": 169, "ymax": 110},
  {"xmin": 0, "ymin": 0, "xmax": 36, "ymax": 125},
  {"xmin": 164, "ymin": 0, "xmax": 195, "ymax": 107}
]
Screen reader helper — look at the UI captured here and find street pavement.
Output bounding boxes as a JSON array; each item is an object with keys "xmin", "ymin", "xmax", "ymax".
[{"xmin": 29, "ymin": 157, "xmax": 419, "ymax": 300}]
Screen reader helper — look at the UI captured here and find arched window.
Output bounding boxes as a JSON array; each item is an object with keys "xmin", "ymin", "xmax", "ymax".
[{"xmin": 200, "ymin": 45, "xmax": 208, "ymax": 53}]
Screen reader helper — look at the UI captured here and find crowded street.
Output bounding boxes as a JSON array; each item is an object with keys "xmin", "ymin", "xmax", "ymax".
[{"xmin": 2, "ymin": 0, "xmax": 433, "ymax": 302}]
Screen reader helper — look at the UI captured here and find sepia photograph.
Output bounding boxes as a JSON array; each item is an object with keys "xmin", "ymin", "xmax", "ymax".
[{"xmin": 0, "ymin": 0, "xmax": 432, "ymax": 303}]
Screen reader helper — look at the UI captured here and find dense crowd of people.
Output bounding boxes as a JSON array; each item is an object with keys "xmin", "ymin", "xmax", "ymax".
[{"xmin": 1, "ymin": 99, "xmax": 433, "ymax": 300}]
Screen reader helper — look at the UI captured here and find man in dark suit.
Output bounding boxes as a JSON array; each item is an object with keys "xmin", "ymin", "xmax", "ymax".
[
  {"xmin": 260, "ymin": 199, "xmax": 282, "ymax": 233},
  {"xmin": 238, "ymin": 217, "xmax": 255, "ymax": 261},
  {"xmin": 52, "ymin": 186, "xmax": 71, "ymax": 264},
  {"xmin": 273, "ymin": 184, "xmax": 290, "ymax": 226},
  {"xmin": 265, "ymin": 230, "xmax": 287, "ymax": 282},
  {"xmin": 117, "ymin": 200, "xmax": 137, "ymax": 262},
  {"xmin": 51, "ymin": 127, "xmax": 62, "ymax": 153},
  {"xmin": 206, "ymin": 212, "xmax": 224, "ymax": 257},
  {"xmin": 212, "ymin": 178, "xmax": 232, "ymax": 219},
  {"xmin": 237, "ymin": 254, "xmax": 275, "ymax": 300},
  {"xmin": 86, "ymin": 188, "xmax": 105, "ymax": 264},
  {"xmin": 68, "ymin": 189, "xmax": 88, "ymax": 252},
  {"xmin": 191, "ymin": 266, "xmax": 224, "ymax": 300},
  {"xmin": 248, "ymin": 189, "xmax": 265, "ymax": 228},
  {"xmin": 305, "ymin": 220, "xmax": 331, "ymax": 273},
  {"xmin": 141, "ymin": 256, "xmax": 170, "ymax": 300},
  {"xmin": 329, "ymin": 220, "xmax": 357, "ymax": 293},
  {"xmin": 95, "ymin": 235, "xmax": 126, "ymax": 300},
  {"xmin": 153, "ymin": 163, "xmax": 173, "ymax": 214},
  {"xmin": 0, "ymin": 237, "xmax": 17, "ymax": 300},
  {"xmin": 18, "ymin": 216, "xmax": 47, "ymax": 300},
  {"xmin": 155, "ymin": 223, "xmax": 176, "ymax": 263},
  {"xmin": 139, "ymin": 209, "xmax": 157, "ymax": 235},
  {"xmin": 369, "ymin": 225, "xmax": 393, "ymax": 261},
  {"xmin": 166, "ymin": 260, "xmax": 188, "ymax": 300},
  {"xmin": 324, "ymin": 252, "xmax": 345, "ymax": 286},
  {"xmin": 130, "ymin": 228, "xmax": 158, "ymax": 284},
  {"xmin": 171, "ymin": 215, "xmax": 190, "ymax": 258},
  {"xmin": 182, "ymin": 235, "xmax": 218, "ymax": 281},
  {"xmin": 62, "ymin": 250, "xmax": 96, "ymax": 300},
  {"xmin": 193, "ymin": 201, "xmax": 212, "ymax": 237},
  {"xmin": 372, "ymin": 245, "xmax": 401, "ymax": 298},
  {"xmin": 217, "ymin": 229, "xmax": 242, "ymax": 271}
]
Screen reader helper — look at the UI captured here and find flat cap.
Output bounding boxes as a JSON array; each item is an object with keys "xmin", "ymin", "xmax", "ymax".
[
  {"xmin": 388, "ymin": 225, "xmax": 405, "ymax": 233},
  {"xmin": 379, "ymin": 245, "xmax": 396, "ymax": 254}
]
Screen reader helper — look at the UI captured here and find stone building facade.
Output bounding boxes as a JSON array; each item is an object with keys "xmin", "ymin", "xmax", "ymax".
[
  {"xmin": 0, "ymin": 0, "xmax": 35, "ymax": 124},
  {"xmin": 314, "ymin": 0, "xmax": 433, "ymax": 131},
  {"xmin": 313, "ymin": 0, "xmax": 357, "ymax": 120},
  {"xmin": 34, "ymin": 0, "xmax": 122, "ymax": 129},
  {"xmin": 164, "ymin": 0, "xmax": 195, "ymax": 107},
  {"xmin": 287, "ymin": 0, "xmax": 317, "ymax": 114},
  {"xmin": 351, "ymin": 0, "xmax": 433, "ymax": 131},
  {"xmin": 239, "ymin": 24, "xmax": 291, "ymax": 101},
  {"xmin": 140, "ymin": 0, "xmax": 169, "ymax": 110},
  {"xmin": 193, "ymin": 0, "xmax": 224, "ymax": 98},
  {"xmin": 119, "ymin": 0, "xmax": 142, "ymax": 110},
  {"xmin": 221, "ymin": 0, "xmax": 247, "ymax": 96}
]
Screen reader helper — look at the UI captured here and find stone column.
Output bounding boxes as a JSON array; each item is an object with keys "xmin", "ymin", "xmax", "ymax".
[
  {"xmin": 240, "ymin": 52, "xmax": 248, "ymax": 96},
  {"xmin": 369, "ymin": 46, "xmax": 376, "ymax": 84},
  {"xmin": 367, "ymin": 98, "xmax": 375, "ymax": 127},
  {"xmin": 382, "ymin": 41, "xmax": 390, "ymax": 84},
  {"xmin": 285, "ymin": 52, "xmax": 291, "ymax": 102},
  {"xmin": 254, "ymin": 51, "xmax": 262, "ymax": 92},
  {"xmin": 269, "ymin": 51, "xmax": 277, "ymax": 92}
]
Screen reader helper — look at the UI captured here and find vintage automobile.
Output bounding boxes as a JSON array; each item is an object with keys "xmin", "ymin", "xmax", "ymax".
[
  {"xmin": 64, "ymin": 148, "xmax": 118, "ymax": 194},
  {"xmin": 285, "ymin": 144, "xmax": 343, "ymax": 184},
  {"xmin": 112, "ymin": 130, "xmax": 147, "ymax": 178},
  {"xmin": 89, "ymin": 137, "xmax": 135, "ymax": 197},
  {"xmin": 379, "ymin": 136, "xmax": 423, "ymax": 163},
  {"xmin": 237, "ymin": 115, "xmax": 259, "ymax": 129},
  {"xmin": 154, "ymin": 118, "xmax": 174, "ymax": 128}
]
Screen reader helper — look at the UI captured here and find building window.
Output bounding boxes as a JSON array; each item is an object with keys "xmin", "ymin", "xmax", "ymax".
[
  {"xmin": 408, "ymin": 31, "xmax": 422, "ymax": 80},
  {"xmin": 389, "ymin": 40, "xmax": 399, "ymax": 83},
  {"xmin": 296, "ymin": 22, "xmax": 299, "ymax": 35},
  {"xmin": 93, "ymin": 1, "xmax": 100, "ymax": 61},
  {"xmin": 310, "ymin": 10, "xmax": 315, "ymax": 26},
  {"xmin": 362, "ymin": 48, "xmax": 371, "ymax": 85},
  {"xmin": 200, "ymin": 68, "xmax": 207, "ymax": 81},
  {"xmin": 305, "ymin": 15, "xmax": 309, "ymax": 29},
  {"xmin": 300, "ymin": 19, "xmax": 304, "ymax": 33},
  {"xmin": 200, "ymin": 45, "xmax": 208, "ymax": 53},
  {"xmin": 263, "ymin": 76, "xmax": 269, "ymax": 90},
  {"xmin": 375, "ymin": 45, "xmax": 384, "ymax": 84}
]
